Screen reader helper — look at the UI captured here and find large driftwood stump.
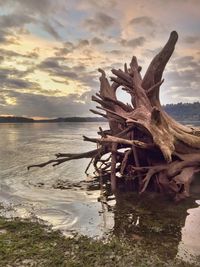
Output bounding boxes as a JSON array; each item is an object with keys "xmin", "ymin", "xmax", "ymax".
[{"xmin": 28, "ymin": 31, "xmax": 200, "ymax": 201}]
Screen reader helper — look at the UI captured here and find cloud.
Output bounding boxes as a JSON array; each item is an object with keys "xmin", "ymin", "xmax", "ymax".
[
  {"xmin": 0, "ymin": 90, "xmax": 94, "ymax": 117},
  {"xmin": 55, "ymin": 39, "xmax": 91, "ymax": 57},
  {"xmin": 162, "ymin": 56, "xmax": 200, "ymax": 102},
  {"xmin": 0, "ymin": 48, "xmax": 39, "ymax": 60},
  {"xmin": 174, "ymin": 56, "xmax": 199, "ymax": 69},
  {"xmin": 91, "ymin": 37, "xmax": 104, "ymax": 45},
  {"xmin": 0, "ymin": 66, "xmax": 38, "ymax": 92},
  {"xmin": 0, "ymin": 67, "xmax": 33, "ymax": 79},
  {"xmin": 0, "ymin": 0, "xmax": 65, "ymax": 15},
  {"xmin": 41, "ymin": 21, "xmax": 61, "ymax": 40},
  {"xmin": 183, "ymin": 35, "xmax": 200, "ymax": 44},
  {"xmin": 0, "ymin": 1, "xmax": 64, "ymax": 41},
  {"xmin": 3, "ymin": 78, "xmax": 40, "ymax": 90},
  {"xmin": 38, "ymin": 57, "xmax": 78, "ymax": 80},
  {"xmin": 120, "ymin": 37, "xmax": 146, "ymax": 48},
  {"xmin": 79, "ymin": 0, "xmax": 117, "ymax": 9},
  {"xmin": 83, "ymin": 12, "xmax": 115, "ymax": 32},
  {"xmin": 129, "ymin": 16, "xmax": 155, "ymax": 27},
  {"xmin": 38, "ymin": 55, "xmax": 99, "ymax": 91},
  {"xmin": 54, "ymin": 41, "xmax": 75, "ymax": 56},
  {"xmin": 17, "ymin": 0, "xmax": 54, "ymax": 14},
  {"xmin": 0, "ymin": 13, "xmax": 34, "ymax": 28},
  {"xmin": 0, "ymin": 29, "xmax": 18, "ymax": 44},
  {"xmin": 0, "ymin": 12, "xmax": 35, "ymax": 45},
  {"xmin": 77, "ymin": 39, "xmax": 90, "ymax": 48},
  {"xmin": 107, "ymin": 50, "xmax": 124, "ymax": 56}
]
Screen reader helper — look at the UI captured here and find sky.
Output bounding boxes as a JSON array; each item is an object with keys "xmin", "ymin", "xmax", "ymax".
[{"xmin": 0, "ymin": 0, "xmax": 200, "ymax": 119}]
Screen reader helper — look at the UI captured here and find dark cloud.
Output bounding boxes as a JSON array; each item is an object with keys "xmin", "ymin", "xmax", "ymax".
[
  {"xmin": 4, "ymin": 78, "xmax": 40, "ymax": 90},
  {"xmin": 81, "ymin": 0, "xmax": 117, "ymax": 9},
  {"xmin": 0, "ymin": 0, "xmax": 63, "ymax": 15},
  {"xmin": 63, "ymin": 41, "xmax": 74, "ymax": 50},
  {"xmin": 55, "ymin": 48, "xmax": 72, "ymax": 56},
  {"xmin": 39, "ymin": 57, "xmax": 78, "ymax": 80},
  {"xmin": 120, "ymin": 37, "xmax": 146, "ymax": 48},
  {"xmin": 183, "ymin": 35, "xmax": 200, "ymax": 44},
  {"xmin": 78, "ymin": 71, "xmax": 99, "ymax": 89},
  {"xmin": 0, "ymin": 13, "xmax": 34, "ymax": 45},
  {"xmin": 0, "ymin": 13, "xmax": 34, "ymax": 29},
  {"xmin": 107, "ymin": 49, "xmax": 123, "ymax": 56},
  {"xmin": 0, "ymin": 48, "xmax": 39, "ymax": 60},
  {"xmin": 91, "ymin": 37, "xmax": 104, "ymax": 45},
  {"xmin": 0, "ymin": 2, "xmax": 63, "ymax": 40},
  {"xmin": 17, "ymin": 0, "xmax": 56, "ymax": 14},
  {"xmin": 0, "ymin": 96, "xmax": 6, "ymax": 107},
  {"xmin": 84, "ymin": 12, "xmax": 115, "ymax": 32},
  {"xmin": 0, "ymin": 30, "xmax": 8, "ymax": 44},
  {"xmin": 55, "ymin": 39, "xmax": 91, "ymax": 57},
  {"xmin": 41, "ymin": 21, "xmax": 61, "ymax": 40},
  {"xmin": 129, "ymin": 16, "xmax": 155, "ymax": 27},
  {"xmin": 38, "ymin": 56, "xmax": 98, "ymax": 90},
  {"xmin": 0, "ymin": 28, "xmax": 19, "ymax": 45},
  {"xmin": 0, "ymin": 49, "xmax": 23, "ymax": 58},
  {"xmin": 0, "ymin": 67, "xmax": 33, "ymax": 79},
  {"xmin": 0, "ymin": 90, "xmax": 94, "ymax": 117},
  {"xmin": 77, "ymin": 39, "xmax": 90, "ymax": 48},
  {"xmin": 174, "ymin": 56, "xmax": 199, "ymax": 69},
  {"xmin": 54, "ymin": 42, "xmax": 75, "ymax": 56},
  {"xmin": 163, "ymin": 57, "xmax": 200, "ymax": 101},
  {"xmin": 0, "ymin": 66, "xmax": 37, "ymax": 91}
]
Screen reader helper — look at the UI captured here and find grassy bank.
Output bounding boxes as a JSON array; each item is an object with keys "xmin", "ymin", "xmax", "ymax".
[{"xmin": 0, "ymin": 214, "xmax": 199, "ymax": 267}]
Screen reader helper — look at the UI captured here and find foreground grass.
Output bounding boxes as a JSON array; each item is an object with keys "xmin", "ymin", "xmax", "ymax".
[{"xmin": 0, "ymin": 215, "xmax": 200, "ymax": 267}]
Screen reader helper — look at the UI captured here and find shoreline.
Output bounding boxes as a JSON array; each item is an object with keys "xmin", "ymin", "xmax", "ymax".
[
  {"xmin": 0, "ymin": 204, "xmax": 200, "ymax": 267},
  {"xmin": 0, "ymin": 211, "xmax": 199, "ymax": 267}
]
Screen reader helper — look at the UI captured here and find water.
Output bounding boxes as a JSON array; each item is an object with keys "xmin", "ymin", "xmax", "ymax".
[
  {"xmin": 0, "ymin": 122, "xmax": 200, "ymax": 262},
  {"xmin": 0, "ymin": 122, "xmax": 110, "ymax": 237}
]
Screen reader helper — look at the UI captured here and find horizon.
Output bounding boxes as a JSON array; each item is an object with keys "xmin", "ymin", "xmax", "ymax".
[
  {"xmin": 0, "ymin": 0, "xmax": 200, "ymax": 118},
  {"xmin": 0, "ymin": 101, "xmax": 199, "ymax": 121}
]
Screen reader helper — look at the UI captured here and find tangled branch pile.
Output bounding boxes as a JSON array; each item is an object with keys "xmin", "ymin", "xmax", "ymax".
[{"xmin": 28, "ymin": 31, "xmax": 200, "ymax": 201}]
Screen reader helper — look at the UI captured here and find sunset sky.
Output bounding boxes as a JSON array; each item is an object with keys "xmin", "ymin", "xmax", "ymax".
[{"xmin": 0, "ymin": 0, "xmax": 200, "ymax": 118}]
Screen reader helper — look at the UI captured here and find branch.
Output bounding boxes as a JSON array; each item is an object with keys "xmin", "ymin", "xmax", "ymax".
[
  {"xmin": 111, "ymin": 143, "xmax": 117, "ymax": 192},
  {"xmin": 146, "ymin": 79, "xmax": 164, "ymax": 95},
  {"xmin": 142, "ymin": 31, "xmax": 178, "ymax": 91},
  {"xmin": 83, "ymin": 135, "xmax": 154, "ymax": 149},
  {"xmin": 111, "ymin": 69, "xmax": 132, "ymax": 84},
  {"xmin": 89, "ymin": 109, "xmax": 107, "ymax": 119},
  {"xmin": 98, "ymin": 68, "xmax": 116, "ymax": 100},
  {"xmin": 28, "ymin": 148, "xmax": 101, "ymax": 170}
]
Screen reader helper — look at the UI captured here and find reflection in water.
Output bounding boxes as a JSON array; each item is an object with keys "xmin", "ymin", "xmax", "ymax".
[
  {"xmin": 110, "ymin": 193, "xmax": 198, "ymax": 261},
  {"xmin": 97, "ymin": 175, "xmax": 200, "ymax": 262}
]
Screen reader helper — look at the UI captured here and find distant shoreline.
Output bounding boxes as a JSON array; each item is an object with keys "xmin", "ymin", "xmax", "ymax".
[
  {"xmin": 0, "ymin": 116, "xmax": 106, "ymax": 123},
  {"xmin": 1, "ymin": 102, "xmax": 199, "ymax": 123},
  {"xmin": 0, "ymin": 117, "xmax": 199, "ymax": 125}
]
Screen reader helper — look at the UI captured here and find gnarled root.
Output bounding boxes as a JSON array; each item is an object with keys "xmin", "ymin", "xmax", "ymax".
[{"xmin": 28, "ymin": 31, "xmax": 200, "ymax": 201}]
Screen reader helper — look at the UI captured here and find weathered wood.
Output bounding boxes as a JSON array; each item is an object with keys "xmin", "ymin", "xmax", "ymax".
[{"xmin": 28, "ymin": 31, "xmax": 200, "ymax": 201}]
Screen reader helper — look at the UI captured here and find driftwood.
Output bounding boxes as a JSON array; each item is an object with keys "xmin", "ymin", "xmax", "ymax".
[{"xmin": 28, "ymin": 31, "xmax": 200, "ymax": 201}]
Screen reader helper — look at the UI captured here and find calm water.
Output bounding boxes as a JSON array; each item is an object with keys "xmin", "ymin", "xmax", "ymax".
[{"xmin": 0, "ymin": 122, "xmax": 200, "ymax": 262}]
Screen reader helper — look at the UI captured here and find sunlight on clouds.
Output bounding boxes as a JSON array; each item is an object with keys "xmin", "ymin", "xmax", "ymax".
[
  {"xmin": 9, "ymin": 33, "xmax": 59, "ymax": 60},
  {"xmin": 5, "ymin": 96, "xmax": 17, "ymax": 105},
  {"xmin": 70, "ymin": 48, "xmax": 107, "ymax": 68},
  {"xmin": 28, "ymin": 70, "xmax": 90, "ymax": 96}
]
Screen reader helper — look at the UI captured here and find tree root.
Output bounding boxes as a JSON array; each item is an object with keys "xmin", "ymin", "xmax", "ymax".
[{"xmin": 28, "ymin": 31, "xmax": 200, "ymax": 201}]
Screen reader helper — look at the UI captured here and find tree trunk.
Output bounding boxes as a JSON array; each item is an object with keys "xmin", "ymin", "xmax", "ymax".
[{"xmin": 28, "ymin": 31, "xmax": 200, "ymax": 201}]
